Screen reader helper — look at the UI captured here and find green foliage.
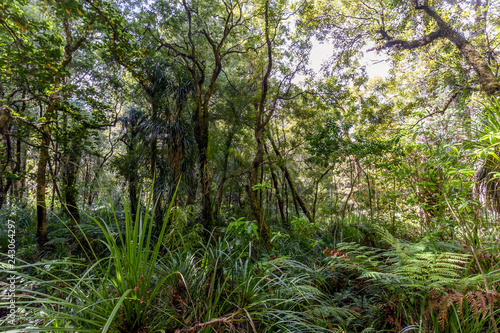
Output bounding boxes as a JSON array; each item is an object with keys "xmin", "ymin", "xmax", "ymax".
[
  {"xmin": 332, "ymin": 228, "xmax": 467, "ymax": 292},
  {"xmin": 227, "ymin": 217, "xmax": 259, "ymax": 246},
  {"xmin": 1, "ymin": 186, "xmax": 178, "ymax": 332},
  {"xmin": 323, "ymin": 226, "xmax": 500, "ymax": 332},
  {"xmin": 1, "ymin": 199, "xmax": 360, "ymax": 333},
  {"xmin": 306, "ymin": 114, "xmax": 399, "ymax": 167},
  {"xmin": 163, "ymin": 205, "xmax": 203, "ymax": 251},
  {"xmin": 252, "ymin": 181, "xmax": 272, "ymax": 191},
  {"xmin": 290, "ymin": 216, "xmax": 323, "ymax": 247},
  {"xmin": 2, "ymin": 0, "xmax": 500, "ymax": 332}
]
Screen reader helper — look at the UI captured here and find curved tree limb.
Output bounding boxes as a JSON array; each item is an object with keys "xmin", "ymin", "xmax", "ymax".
[
  {"xmin": 370, "ymin": 0, "xmax": 500, "ymax": 96},
  {"xmin": 368, "ymin": 29, "xmax": 446, "ymax": 51}
]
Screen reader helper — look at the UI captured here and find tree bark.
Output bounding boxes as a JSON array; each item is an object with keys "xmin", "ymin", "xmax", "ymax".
[
  {"xmin": 214, "ymin": 132, "xmax": 234, "ymax": 222},
  {"xmin": 150, "ymin": 103, "xmax": 163, "ymax": 228},
  {"xmin": 129, "ymin": 171, "xmax": 139, "ymax": 221},
  {"xmin": 12, "ymin": 124, "xmax": 24, "ymax": 202},
  {"xmin": 62, "ymin": 138, "xmax": 82, "ymax": 227},
  {"xmin": 194, "ymin": 115, "xmax": 214, "ymax": 232},
  {"xmin": 36, "ymin": 125, "xmax": 50, "ymax": 247},
  {"xmin": 271, "ymin": 169, "xmax": 286, "ymax": 223},
  {"xmin": 0, "ymin": 106, "xmax": 12, "ymax": 210},
  {"xmin": 312, "ymin": 166, "xmax": 334, "ymax": 222},
  {"xmin": 36, "ymin": 18, "xmax": 86, "ymax": 247},
  {"xmin": 267, "ymin": 132, "xmax": 314, "ymax": 223},
  {"xmin": 0, "ymin": 105, "xmax": 11, "ymax": 132},
  {"xmin": 373, "ymin": 1, "xmax": 500, "ymax": 96},
  {"xmin": 249, "ymin": 1, "xmax": 274, "ymax": 251},
  {"xmin": 264, "ymin": 142, "xmax": 286, "ymax": 224}
]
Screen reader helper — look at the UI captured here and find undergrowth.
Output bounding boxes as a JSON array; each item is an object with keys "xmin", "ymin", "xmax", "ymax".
[{"xmin": 1, "ymin": 203, "xmax": 499, "ymax": 332}]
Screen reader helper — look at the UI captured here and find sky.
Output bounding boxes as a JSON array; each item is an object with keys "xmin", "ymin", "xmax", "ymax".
[{"xmin": 302, "ymin": 39, "xmax": 391, "ymax": 81}]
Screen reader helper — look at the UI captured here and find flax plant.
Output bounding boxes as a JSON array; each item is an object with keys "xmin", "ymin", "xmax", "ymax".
[{"xmin": 0, "ymin": 187, "xmax": 177, "ymax": 332}]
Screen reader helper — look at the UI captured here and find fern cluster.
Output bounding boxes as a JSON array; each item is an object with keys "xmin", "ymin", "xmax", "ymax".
[
  {"xmin": 331, "ymin": 232, "xmax": 469, "ymax": 294},
  {"xmin": 323, "ymin": 225, "xmax": 500, "ymax": 331}
]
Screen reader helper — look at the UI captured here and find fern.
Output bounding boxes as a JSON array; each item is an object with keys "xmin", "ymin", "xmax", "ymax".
[{"xmin": 323, "ymin": 226, "xmax": 500, "ymax": 331}]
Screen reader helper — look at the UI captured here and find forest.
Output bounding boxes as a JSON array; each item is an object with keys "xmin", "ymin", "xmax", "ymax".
[{"xmin": 1, "ymin": 0, "xmax": 500, "ymax": 332}]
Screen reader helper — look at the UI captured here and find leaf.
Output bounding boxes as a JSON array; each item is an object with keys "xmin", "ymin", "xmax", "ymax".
[
  {"xmin": 77, "ymin": 9, "xmax": 83, "ymax": 16},
  {"xmin": 65, "ymin": 9, "xmax": 71, "ymax": 15},
  {"xmin": 102, "ymin": 289, "xmax": 132, "ymax": 333}
]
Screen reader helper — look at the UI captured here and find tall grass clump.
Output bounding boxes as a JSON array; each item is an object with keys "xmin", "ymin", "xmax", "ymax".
[{"xmin": 1, "ymin": 189, "xmax": 177, "ymax": 332}]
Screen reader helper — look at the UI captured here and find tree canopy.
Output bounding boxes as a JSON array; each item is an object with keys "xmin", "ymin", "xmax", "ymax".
[{"xmin": 1, "ymin": 0, "xmax": 500, "ymax": 332}]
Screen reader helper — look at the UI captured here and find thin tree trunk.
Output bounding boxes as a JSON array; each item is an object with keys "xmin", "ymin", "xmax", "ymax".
[
  {"xmin": 83, "ymin": 158, "xmax": 90, "ymax": 206},
  {"xmin": 214, "ymin": 132, "xmax": 234, "ymax": 222},
  {"xmin": 36, "ymin": 18, "xmax": 86, "ymax": 247},
  {"xmin": 0, "ymin": 134, "xmax": 12, "ymax": 210},
  {"xmin": 249, "ymin": 1, "xmax": 273, "ymax": 250},
  {"xmin": 62, "ymin": 139, "xmax": 82, "ymax": 227},
  {"xmin": 267, "ymin": 132, "xmax": 314, "ymax": 223},
  {"xmin": 354, "ymin": 158, "xmax": 373, "ymax": 221},
  {"xmin": 10, "ymin": 100, "xmax": 26, "ymax": 204},
  {"xmin": 270, "ymin": 168, "xmax": 286, "ymax": 224},
  {"xmin": 195, "ymin": 123, "xmax": 213, "ymax": 232},
  {"xmin": 150, "ymin": 102, "xmax": 163, "ymax": 227},
  {"xmin": 13, "ymin": 124, "xmax": 23, "ymax": 201},
  {"xmin": 264, "ymin": 139, "xmax": 288, "ymax": 223},
  {"xmin": 313, "ymin": 166, "xmax": 334, "ymax": 222},
  {"xmin": 36, "ymin": 125, "xmax": 50, "ymax": 247},
  {"xmin": 0, "ymin": 105, "xmax": 13, "ymax": 210},
  {"xmin": 129, "ymin": 172, "xmax": 138, "ymax": 221},
  {"xmin": 284, "ymin": 171, "xmax": 289, "ymax": 222}
]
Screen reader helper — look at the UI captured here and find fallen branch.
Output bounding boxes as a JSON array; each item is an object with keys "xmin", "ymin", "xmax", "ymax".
[{"xmin": 175, "ymin": 312, "xmax": 241, "ymax": 333}]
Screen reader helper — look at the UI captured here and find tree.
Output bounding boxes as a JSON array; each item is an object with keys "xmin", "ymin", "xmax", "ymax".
[
  {"xmin": 369, "ymin": 0, "xmax": 499, "ymax": 96},
  {"xmin": 142, "ymin": 0, "xmax": 257, "ymax": 232},
  {"xmin": 115, "ymin": 106, "xmax": 147, "ymax": 220},
  {"xmin": 1, "ymin": 0, "xmax": 134, "ymax": 246},
  {"xmin": 308, "ymin": 0, "xmax": 500, "ymax": 215}
]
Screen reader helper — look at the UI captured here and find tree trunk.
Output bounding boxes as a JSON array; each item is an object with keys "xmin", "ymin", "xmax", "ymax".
[
  {"xmin": 0, "ymin": 106, "xmax": 12, "ymax": 210},
  {"xmin": 214, "ymin": 132, "xmax": 234, "ymax": 222},
  {"xmin": 265, "ymin": 140, "xmax": 287, "ymax": 224},
  {"xmin": 36, "ymin": 125, "xmax": 50, "ymax": 247},
  {"xmin": 271, "ymin": 169, "xmax": 286, "ymax": 224},
  {"xmin": 35, "ymin": 18, "xmax": 85, "ymax": 247},
  {"xmin": 0, "ymin": 105, "xmax": 11, "ymax": 132},
  {"xmin": 62, "ymin": 139, "xmax": 82, "ymax": 227},
  {"xmin": 250, "ymin": 129, "xmax": 270, "ymax": 249},
  {"xmin": 196, "ymin": 125, "xmax": 214, "ymax": 232},
  {"xmin": 313, "ymin": 166, "xmax": 334, "ymax": 222},
  {"xmin": 353, "ymin": 158, "xmax": 373, "ymax": 221},
  {"xmin": 248, "ymin": 1, "xmax": 274, "ymax": 251},
  {"xmin": 12, "ymin": 124, "xmax": 24, "ymax": 202},
  {"xmin": 129, "ymin": 171, "xmax": 138, "ymax": 221},
  {"xmin": 268, "ymin": 132, "xmax": 314, "ymax": 223}
]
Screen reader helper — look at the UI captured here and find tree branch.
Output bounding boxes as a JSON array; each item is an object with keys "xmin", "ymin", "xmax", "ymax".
[{"xmin": 369, "ymin": 28, "xmax": 446, "ymax": 51}]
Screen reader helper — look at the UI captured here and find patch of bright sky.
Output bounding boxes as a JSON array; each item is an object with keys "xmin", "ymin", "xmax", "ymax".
[{"xmin": 295, "ymin": 38, "xmax": 391, "ymax": 83}]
